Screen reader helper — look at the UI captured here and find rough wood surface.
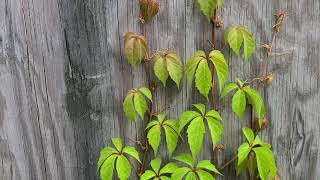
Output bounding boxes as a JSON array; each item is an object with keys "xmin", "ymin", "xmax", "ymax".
[{"xmin": 0, "ymin": 0, "xmax": 319, "ymax": 179}]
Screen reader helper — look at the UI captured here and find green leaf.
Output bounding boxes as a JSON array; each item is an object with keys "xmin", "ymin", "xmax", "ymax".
[
  {"xmin": 220, "ymin": 83, "xmax": 239, "ymax": 98},
  {"xmin": 253, "ymin": 147, "xmax": 277, "ymax": 180},
  {"xmin": 124, "ymin": 32, "xmax": 147, "ymax": 69},
  {"xmin": 206, "ymin": 117, "xmax": 223, "ymax": 146},
  {"xmin": 157, "ymin": 114, "xmax": 166, "ymax": 123},
  {"xmin": 173, "ymin": 153, "xmax": 194, "ymax": 167},
  {"xmin": 163, "ymin": 120, "xmax": 179, "ymax": 156},
  {"xmin": 237, "ymin": 143, "xmax": 251, "ymax": 166},
  {"xmin": 138, "ymin": 87, "xmax": 153, "ymax": 102},
  {"xmin": 232, "ymin": 89, "xmax": 246, "ymax": 119},
  {"xmin": 240, "ymin": 27, "xmax": 256, "ymax": 62},
  {"xmin": 185, "ymin": 172, "xmax": 197, "ymax": 180},
  {"xmin": 205, "ymin": 110, "xmax": 222, "ymax": 121},
  {"xmin": 159, "ymin": 162, "xmax": 178, "ymax": 175},
  {"xmin": 197, "ymin": 160, "xmax": 222, "ymax": 175},
  {"xmin": 226, "ymin": 27, "xmax": 243, "ymax": 56},
  {"xmin": 97, "ymin": 147, "xmax": 118, "ymax": 169},
  {"xmin": 112, "ymin": 138, "xmax": 123, "ymax": 151},
  {"xmin": 153, "ymin": 55, "xmax": 169, "ymax": 86},
  {"xmin": 192, "ymin": 104, "xmax": 206, "ymax": 115},
  {"xmin": 116, "ymin": 155, "xmax": 131, "ymax": 180},
  {"xmin": 196, "ymin": 169, "xmax": 215, "ymax": 180},
  {"xmin": 134, "ymin": 93, "xmax": 147, "ymax": 119},
  {"xmin": 187, "ymin": 116, "xmax": 205, "ymax": 159},
  {"xmin": 100, "ymin": 154, "xmax": 117, "ymax": 180},
  {"xmin": 171, "ymin": 167, "xmax": 191, "ymax": 180},
  {"xmin": 179, "ymin": 111, "xmax": 201, "ymax": 132},
  {"xmin": 195, "ymin": 59, "xmax": 212, "ymax": 100},
  {"xmin": 166, "ymin": 53, "xmax": 183, "ymax": 87},
  {"xmin": 159, "ymin": 176, "xmax": 170, "ymax": 180},
  {"xmin": 243, "ymin": 86, "xmax": 265, "ymax": 126},
  {"xmin": 122, "ymin": 146, "xmax": 141, "ymax": 163},
  {"xmin": 123, "ymin": 93, "xmax": 137, "ymax": 122},
  {"xmin": 140, "ymin": 170, "xmax": 156, "ymax": 180},
  {"xmin": 185, "ymin": 51, "xmax": 204, "ymax": 85},
  {"xmin": 146, "ymin": 120, "xmax": 159, "ymax": 129},
  {"xmin": 193, "ymin": 0, "xmax": 223, "ymax": 21},
  {"xmin": 151, "ymin": 157, "xmax": 162, "ymax": 173},
  {"xmin": 252, "ymin": 135, "xmax": 263, "ymax": 147},
  {"xmin": 147, "ymin": 125, "xmax": 161, "ymax": 155},
  {"xmin": 242, "ymin": 127, "xmax": 255, "ymax": 145},
  {"xmin": 224, "ymin": 26, "xmax": 256, "ymax": 62},
  {"xmin": 209, "ymin": 50, "xmax": 229, "ymax": 92}
]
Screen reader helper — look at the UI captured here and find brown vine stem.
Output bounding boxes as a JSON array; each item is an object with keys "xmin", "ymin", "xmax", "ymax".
[
  {"xmin": 210, "ymin": 9, "xmax": 218, "ymax": 110},
  {"xmin": 219, "ymin": 154, "xmax": 237, "ymax": 170},
  {"xmin": 251, "ymin": 9, "xmax": 286, "ymax": 132},
  {"xmin": 136, "ymin": 19, "xmax": 156, "ymax": 177}
]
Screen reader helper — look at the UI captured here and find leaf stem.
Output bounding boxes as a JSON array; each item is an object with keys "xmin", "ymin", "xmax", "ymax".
[
  {"xmin": 219, "ymin": 154, "xmax": 237, "ymax": 170},
  {"xmin": 136, "ymin": 20, "xmax": 156, "ymax": 177},
  {"xmin": 210, "ymin": 9, "xmax": 218, "ymax": 110}
]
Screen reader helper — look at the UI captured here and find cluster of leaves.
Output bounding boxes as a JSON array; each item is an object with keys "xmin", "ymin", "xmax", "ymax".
[
  {"xmin": 193, "ymin": 0, "xmax": 224, "ymax": 21},
  {"xmin": 98, "ymin": 0, "xmax": 281, "ymax": 180},
  {"xmin": 237, "ymin": 128, "xmax": 277, "ymax": 180},
  {"xmin": 152, "ymin": 51, "xmax": 183, "ymax": 87},
  {"xmin": 221, "ymin": 80, "xmax": 265, "ymax": 126},
  {"xmin": 146, "ymin": 114, "xmax": 179, "ymax": 156},
  {"xmin": 98, "ymin": 138, "xmax": 141, "ymax": 180},
  {"xmin": 224, "ymin": 26, "xmax": 255, "ymax": 63},
  {"xmin": 186, "ymin": 50, "xmax": 228, "ymax": 99},
  {"xmin": 179, "ymin": 104, "xmax": 223, "ymax": 158},
  {"xmin": 141, "ymin": 157, "xmax": 177, "ymax": 180},
  {"xmin": 123, "ymin": 87, "xmax": 152, "ymax": 122},
  {"xmin": 124, "ymin": 32, "xmax": 148, "ymax": 69},
  {"xmin": 172, "ymin": 153, "xmax": 222, "ymax": 180}
]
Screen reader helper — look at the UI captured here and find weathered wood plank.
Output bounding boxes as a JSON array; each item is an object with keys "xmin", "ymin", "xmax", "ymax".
[{"xmin": 0, "ymin": 0, "xmax": 319, "ymax": 179}]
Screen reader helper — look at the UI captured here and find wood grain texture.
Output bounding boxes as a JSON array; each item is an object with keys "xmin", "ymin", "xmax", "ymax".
[{"xmin": 0, "ymin": 0, "xmax": 319, "ymax": 179}]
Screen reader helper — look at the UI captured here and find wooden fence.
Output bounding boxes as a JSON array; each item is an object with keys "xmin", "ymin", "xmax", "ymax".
[{"xmin": 0, "ymin": 0, "xmax": 319, "ymax": 179}]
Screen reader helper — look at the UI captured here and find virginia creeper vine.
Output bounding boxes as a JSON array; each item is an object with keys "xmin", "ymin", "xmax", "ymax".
[{"xmin": 97, "ymin": 1, "xmax": 287, "ymax": 180}]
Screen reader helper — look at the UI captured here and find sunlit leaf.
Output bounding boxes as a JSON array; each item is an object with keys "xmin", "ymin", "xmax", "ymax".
[
  {"xmin": 187, "ymin": 116, "xmax": 205, "ymax": 159},
  {"xmin": 209, "ymin": 50, "xmax": 229, "ymax": 92},
  {"xmin": 195, "ymin": 59, "xmax": 212, "ymax": 100},
  {"xmin": 232, "ymin": 89, "xmax": 246, "ymax": 119},
  {"xmin": 116, "ymin": 155, "xmax": 131, "ymax": 180}
]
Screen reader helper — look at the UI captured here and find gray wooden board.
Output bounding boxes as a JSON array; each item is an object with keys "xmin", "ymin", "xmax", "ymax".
[{"xmin": 0, "ymin": 0, "xmax": 319, "ymax": 179}]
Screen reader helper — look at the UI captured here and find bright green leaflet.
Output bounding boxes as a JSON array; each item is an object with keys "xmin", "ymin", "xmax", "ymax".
[
  {"xmin": 171, "ymin": 167, "xmax": 191, "ymax": 180},
  {"xmin": 209, "ymin": 50, "xmax": 229, "ymax": 92},
  {"xmin": 116, "ymin": 155, "xmax": 131, "ymax": 180},
  {"xmin": 243, "ymin": 86, "xmax": 265, "ymax": 127},
  {"xmin": 185, "ymin": 51, "xmax": 205, "ymax": 85},
  {"xmin": 97, "ymin": 147, "xmax": 117, "ymax": 169},
  {"xmin": 153, "ymin": 55, "xmax": 169, "ymax": 86},
  {"xmin": 206, "ymin": 116, "xmax": 223, "ymax": 146},
  {"xmin": 242, "ymin": 127, "xmax": 255, "ymax": 145},
  {"xmin": 123, "ymin": 93, "xmax": 137, "ymax": 122},
  {"xmin": 237, "ymin": 143, "xmax": 251, "ymax": 166},
  {"xmin": 196, "ymin": 160, "xmax": 221, "ymax": 175},
  {"xmin": 133, "ymin": 92, "xmax": 147, "ymax": 119},
  {"xmin": 187, "ymin": 116, "xmax": 205, "ymax": 159},
  {"xmin": 197, "ymin": 169, "xmax": 215, "ymax": 180},
  {"xmin": 147, "ymin": 124, "xmax": 161, "ymax": 155},
  {"xmin": 193, "ymin": 0, "xmax": 224, "ymax": 21},
  {"xmin": 195, "ymin": 59, "xmax": 212, "ymax": 100},
  {"xmin": 166, "ymin": 53, "xmax": 183, "ymax": 87},
  {"xmin": 253, "ymin": 147, "xmax": 277, "ymax": 180},
  {"xmin": 232, "ymin": 89, "xmax": 246, "ymax": 119},
  {"xmin": 220, "ymin": 83, "xmax": 239, "ymax": 98},
  {"xmin": 173, "ymin": 153, "xmax": 194, "ymax": 167},
  {"xmin": 100, "ymin": 154, "xmax": 117, "ymax": 180}
]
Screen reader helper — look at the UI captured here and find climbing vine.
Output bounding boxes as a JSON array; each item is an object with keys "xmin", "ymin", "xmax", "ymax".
[{"xmin": 97, "ymin": 0, "xmax": 286, "ymax": 180}]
